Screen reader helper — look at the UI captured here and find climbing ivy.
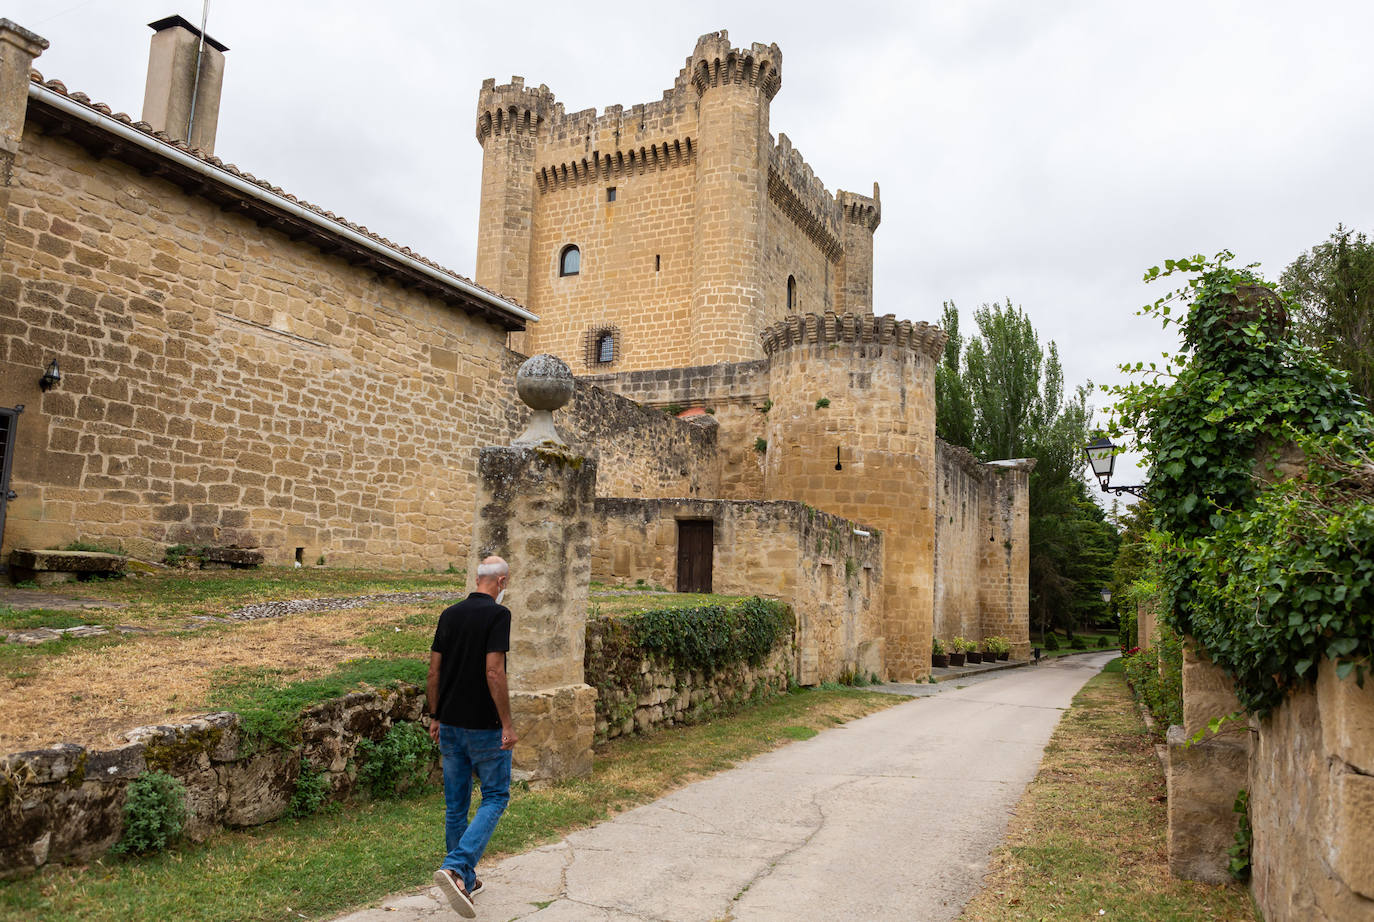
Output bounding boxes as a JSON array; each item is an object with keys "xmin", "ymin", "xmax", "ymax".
[
  {"xmin": 1111, "ymin": 252, "xmax": 1374, "ymax": 715},
  {"xmin": 618, "ymin": 598, "xmax": 792, "ymax": 675}
]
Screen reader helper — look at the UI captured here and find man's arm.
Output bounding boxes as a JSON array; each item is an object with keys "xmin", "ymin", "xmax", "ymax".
[
  {"xmin": 486, "ymin": 651, "xmax": 517, "ymax": 750},
  {"xmin": 427, "ymin": 651, "xmax": 442, "ymax": 744}
]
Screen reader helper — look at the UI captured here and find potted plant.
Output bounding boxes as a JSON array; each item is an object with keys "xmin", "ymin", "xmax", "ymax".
[
  {"xmin": 964, "ymin": 636, "xmax": 983, "ymax": 664},
  {"xmin": 948, "ymin": 636, "xmax": 969, "ymax": 667},
  {"xmin": 985, "ymin": 636, "xmax": 1011, "ymax": 661},
  {"xmin": 931, "ymin": 637, "xmax": 949, "ymax": 668}
]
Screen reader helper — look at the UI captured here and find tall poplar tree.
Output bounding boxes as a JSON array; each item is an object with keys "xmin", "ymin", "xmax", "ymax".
[{"xmin": 936, "ymin": 301, "xmax": 1118, "ymax": 637}]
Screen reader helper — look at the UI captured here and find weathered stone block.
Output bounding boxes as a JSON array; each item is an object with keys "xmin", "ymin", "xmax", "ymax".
[
  {"xmin": 1166, "ymin": 724, "xmax": 1249, "ymax": 884},
  {"xmin": 201, "ymin": 547, "xmax": 264, "ymax": 568},
  {"xmin": 1331, "ymin": 770, "xmax": 1374, "ymax": 899},
  {"xmin": 510, "ymin": 684, "xmax": 595, "ymax": 784},
  {"xmin": 48, "ymin": 780, "xmax": 125, "ymax": 861},
  {"xmin": 221, "ymin": 750, "xmax": 297, "ymax": 827},
  {"xmin": 85, "ymin": 743, "xmax": 146, "ymax": 781},
  {"xmin": 1318, "ymin": 658, "xmax": 1374, "ymax": 773},
  {"xmin": 0, "ymin": 744, "xmax": 86, "ymax": 785}
]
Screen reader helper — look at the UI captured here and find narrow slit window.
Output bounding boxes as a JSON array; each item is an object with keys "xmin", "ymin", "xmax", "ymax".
[
  {"xmin": 787, "ymin": 274, "xmax": 797, "ymax": 311},
  {"xmin": 655, "ymin": 254, "xmax": 661, "ymax": 272},
  {"xmin": 559, "ymin": 245, "xmax": 581, "ymax": 277},
  {"xmin": 606, "ymin": 187, "xmax": 617, "ymax": 202}
]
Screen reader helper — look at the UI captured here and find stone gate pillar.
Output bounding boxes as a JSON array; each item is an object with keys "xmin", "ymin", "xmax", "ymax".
[
  {"xmin": 1165, "ymin": 638, "xmax": 1251, "ymax": 883},
  {"xmin": 468, "ymin": 355, "xmax": 596, "ymax": 783},
  {"xmin": 0, "ymin": 20, "xmax": 48, "ymax": 257}
]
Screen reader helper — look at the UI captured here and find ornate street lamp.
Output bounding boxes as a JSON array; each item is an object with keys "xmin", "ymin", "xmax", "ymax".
[
  {"xmin": 1083, "ymin": 436, "xmax": 1146, "ymax": 498},
  {"xmin": 1100, "ymin": 589, "xmax": 1112, "ymax": 604}
]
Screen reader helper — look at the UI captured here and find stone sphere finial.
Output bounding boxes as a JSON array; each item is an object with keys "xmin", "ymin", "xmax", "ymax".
[{"xmin": 513, "ymin": 354, "xmax": 574, "ymax": 448}]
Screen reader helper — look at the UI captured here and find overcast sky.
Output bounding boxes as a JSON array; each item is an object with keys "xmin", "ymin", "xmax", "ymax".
[{"xmin": 13, "ymin": 0, "xmax": 1374, "ymax": 493}]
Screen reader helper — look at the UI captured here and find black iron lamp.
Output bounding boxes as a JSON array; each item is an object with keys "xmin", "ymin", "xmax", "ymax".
[
  {"xmin": 1083, "ymin": 436, "xmax": 1146, "ymax": 498},
  {"xmin": 38, "ymin": 359, "xmax": 61, "ymax": 392}
]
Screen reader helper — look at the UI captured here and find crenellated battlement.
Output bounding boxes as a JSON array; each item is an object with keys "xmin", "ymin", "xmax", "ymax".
[
  {"xmin": 687, "ymin": 30, "xmax": 782, "ymax": 100},
  {"xmin": 838, "ymin": 184, "xmax": 881, "ymax": 231},
  {"xmin": 767, "ymin": 134, "xmax": 844, "ymax": 261},
  {"xmin": 476, "ymin": 76, "xmax": 559, "ymax": 144},
  {"xmin": 760, "ymin": 311, "xmax": 947, "ymax": 361},
  {"xmin": 535, "ymin": 137, "xmax": 696, "ymax": 194}
]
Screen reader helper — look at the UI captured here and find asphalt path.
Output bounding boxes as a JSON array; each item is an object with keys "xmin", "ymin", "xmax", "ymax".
[{"xmin": 335, "ymin": 652, "xmax": 1117, "ymax": 922}]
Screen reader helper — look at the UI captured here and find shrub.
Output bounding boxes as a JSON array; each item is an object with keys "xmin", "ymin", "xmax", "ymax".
[
  {"xmin": 931, "ymin": 637, "xmax": 945, "ymax": 655},
  {"xmin": 1070, "ymin": 635, "xmax": 1088, "ymax": 650},
  {"xmin": 1097, "ymin": 635, "xmax": 1110, "ymax": 649},
  {"xmin": 1123, "ymin": 624, "xmax": 1184, "ymax": 728},
  {"xmin": 289, "ymin": 762, "xmax": 330, "ymax": 817},
  {"xmin": 112, "ymin": 771, "xmax": 187, "ymax": 856},
  {"xmin": 624, "ymin": 597, "xmax": 792, "ymax": 675},
  {"xmin": 753, "ymin": 437, "xmax": 768, "ymax": 454},
  {"xmin": 984, "ymin": 636, "xmax": 1010, "ymax": 655},
  {"xmin": 1043, "ymin": 633, "xmax": 1061, "ymax": 651},
  {"xmin": 355, "ymin": 722, "xmax": 438, "ymax": 800},
  {"xmin": 949, "ymin": 636, "xmax": 972, "ymax": 654}
]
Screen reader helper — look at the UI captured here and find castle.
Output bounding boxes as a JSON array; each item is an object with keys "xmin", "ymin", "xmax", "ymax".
[{"xmin": 0, "ymin": 20, "xmax": 1031, "ymax": 682}]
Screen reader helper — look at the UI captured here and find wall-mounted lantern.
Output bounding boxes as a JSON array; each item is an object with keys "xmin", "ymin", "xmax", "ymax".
[
  {"xmin": 834, "ymin": 446, "xmax": 843, "ymax": 471},
  {"xmin": 1083, "ymin": 436, "xmax": 1146, "ymax": 498},
  {"xmin": 38, "ymin": 359, "xmax": 61, "ymax": 392}
]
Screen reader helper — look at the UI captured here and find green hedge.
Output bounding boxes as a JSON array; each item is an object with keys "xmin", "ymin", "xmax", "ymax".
[{"xmin": 588, "ymin": 597, "xmax": 793, "ymax": 681}]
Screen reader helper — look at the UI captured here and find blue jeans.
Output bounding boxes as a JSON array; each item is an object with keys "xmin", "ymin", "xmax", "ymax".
[{"xmin": 438, "ymin": 725, "xmax": 512, "ymax": 891}]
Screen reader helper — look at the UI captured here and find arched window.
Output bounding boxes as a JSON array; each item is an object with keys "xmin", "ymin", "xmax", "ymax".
[
  {"xmin": 559, "ymin": 244, "xmax": 581, "ymax": 277},
  {"xmin": 596, "ymin": 331, "xmax": 615, "ymax": 364},
  {"xmin": 787, "ymin": 275, "xmax": 796, "ymax": 311}
]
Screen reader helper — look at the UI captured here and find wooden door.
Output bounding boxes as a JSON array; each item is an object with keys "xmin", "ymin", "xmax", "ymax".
[{"xmin": 676, "ymin": 520, "xmax": 714, "ymax": 593}]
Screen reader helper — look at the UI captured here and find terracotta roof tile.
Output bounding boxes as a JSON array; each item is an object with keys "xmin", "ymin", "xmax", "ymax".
[{"xmin": 27, "ymin": 69, "xmax": 525, "ymax": 312}]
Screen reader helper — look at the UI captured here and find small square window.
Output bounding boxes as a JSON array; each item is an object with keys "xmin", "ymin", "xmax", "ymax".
[{"xmin": 606, "ymin": 187, "xmax": 617, "ymax": 202}]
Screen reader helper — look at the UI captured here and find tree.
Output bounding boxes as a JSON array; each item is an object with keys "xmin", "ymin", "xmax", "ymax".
[
  {"xmin": 1280, "ymin": 224, "xmax": 1374, "ymax": 407},
  {"xmin": 937, "ymin": 301, "xmax": 1119, "ymax": 637},
  {"xmin": 934, "ymin": 302, "xmax": 974, "ymax": 448}
]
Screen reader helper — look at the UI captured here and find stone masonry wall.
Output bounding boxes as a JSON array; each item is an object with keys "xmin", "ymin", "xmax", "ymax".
[
  {"xmin": 1, "ymin": 130, "xmax": 513, "ymax": 568},
  {"xmin": 588, "ymin": 498, "xmax": 882, "ymax": 685},
  {"xmin": 582, "ymin": 360, "xmax": 770, "ymax": 500},
  {"xmin": 1247, "ymin": 659, "xmax": 1374, "ymax": 921},
  {"xmin": 585, "ymin": 623, "xmax": 793, "ymax": 742},
  {"xmin": 0, "ymin": 684, "xmax": 429, "ymax": 877},
  {"xmin": 761, "ymin": 311, "xmax": 945, "ymax": 682},
  {"xmin": 932, "ymin": 442, "xmax": 1033, "ymax": 658}
]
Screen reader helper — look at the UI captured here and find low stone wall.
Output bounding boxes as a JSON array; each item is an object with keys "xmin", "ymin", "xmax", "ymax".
[
  {"xmin": 0, "ymin": 683, "xmax": 427, "ymax": 877},
  {"xmin": 1248, "ymin": 659, "xmax": 1374, "ymax": 921},
  {"xmin": 585, "ymin": 617, "xmax": 795, "ymax": 742},
  {"xmin": 589, "ymin": 498, "xmax": 882, "ymax": 685}
]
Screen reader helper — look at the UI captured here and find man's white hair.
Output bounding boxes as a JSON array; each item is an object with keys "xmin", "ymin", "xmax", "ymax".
[{"xmin": 476, "ymin": 560, "xmax": 509, "ymax": 579}]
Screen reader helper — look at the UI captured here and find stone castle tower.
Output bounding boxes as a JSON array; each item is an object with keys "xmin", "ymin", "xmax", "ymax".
[
  {"xmin": 475, "ymin": 31, "xmax": 881, "ymax": 373},
  {"xmin": 472, "ymin": 32, "xmax": 1032, "ymax": 683}
]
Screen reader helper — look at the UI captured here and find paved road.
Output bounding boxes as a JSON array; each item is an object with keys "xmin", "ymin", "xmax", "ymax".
[{"xmin": 335, "ymin": 652, "xmax": 1116, "ymax": 922}]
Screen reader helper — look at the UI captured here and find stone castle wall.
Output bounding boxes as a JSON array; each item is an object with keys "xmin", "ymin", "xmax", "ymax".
[
  {"xmin": 477, "ymin": 32, "xmax": 879, "ymax": 374},
  {"xmin": 761, "ymin": 311, "xmax": 945, "ymax": 682},
  {"xmin": 581, "ymin": 360, "xmax": 770, "ymax": 500},
  {"xmin": 589, "ymin": 498, "xmax": 883, "ymax": 686}
]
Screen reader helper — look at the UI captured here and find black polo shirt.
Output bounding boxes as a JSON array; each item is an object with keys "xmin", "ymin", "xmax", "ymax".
[{"xmin": 430, "ymin": 591, "xmax": 511, "ymax": 729}]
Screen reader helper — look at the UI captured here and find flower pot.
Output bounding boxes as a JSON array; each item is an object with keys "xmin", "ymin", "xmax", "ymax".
[
  {"xmin": 948, "ymin": 653, "xmax": 966, "ymax": 667},
  {"xmin": 998, "ymin": 651, "xmax": 1009, "ymax": 661},
  {"xmin": 932, "ymin": 654, "xmax": 949, "ymax": 668},
  {"xmin": 965, "ymin": 651, "xmax": 982, "ymax": 664}
]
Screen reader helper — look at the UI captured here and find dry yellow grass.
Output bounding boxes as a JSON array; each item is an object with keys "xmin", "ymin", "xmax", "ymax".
[
  {"xmin": 957, "ymin": 670, "xmax": 1257, "ymax": 921},
  {"xmin": 0, "ymin": 605, "xmax": 434, "ymax": 752}
]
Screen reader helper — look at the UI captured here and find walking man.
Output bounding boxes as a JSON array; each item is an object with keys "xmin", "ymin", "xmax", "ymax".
[{"xmin": 428, "ymin": 555, "xmax": 518, "ymax": 918}]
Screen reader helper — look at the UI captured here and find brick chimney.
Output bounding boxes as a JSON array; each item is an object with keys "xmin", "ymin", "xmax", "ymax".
[{"xmin": 140, "ymin": 14, "xmax": 228, "ymax": 154}]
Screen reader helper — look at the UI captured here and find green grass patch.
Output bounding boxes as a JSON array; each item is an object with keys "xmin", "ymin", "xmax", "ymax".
[
  {"xmin": 0, "ymin": 687, "xmax": 897, "ymax": 922},
  {"xmin": 1102, "ymin": 656, "xmax": 1125, "ymax": 673},
  {"xmin": 956, "ymin": 670, "xmax": 1257, "ymax": 922},
  {"xmin": 0, "ymin": 607, "xmax": 98, "ymax": 631},
  {"xmin": 207, "ymin": 658, "xmax": 428, "ymax": 749},
  {"xmin": 780, "ymin": 725, "xmax": 818, "ymax": 740}
]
